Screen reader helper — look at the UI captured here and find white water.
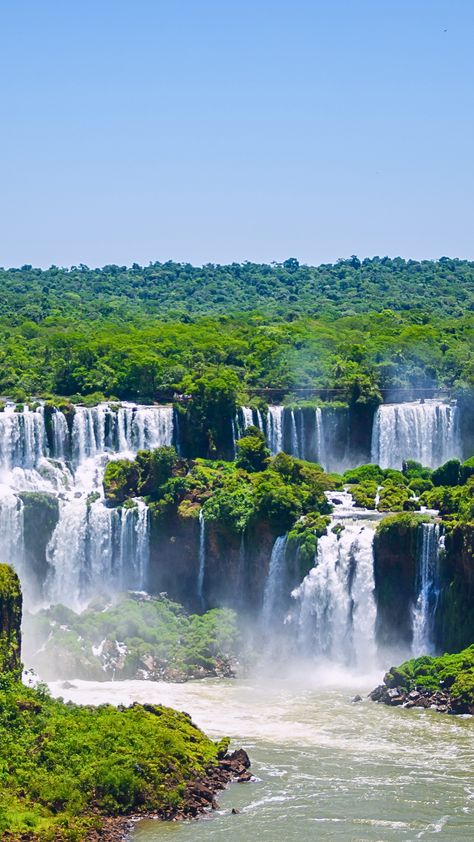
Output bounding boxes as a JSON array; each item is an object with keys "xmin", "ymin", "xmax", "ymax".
[
  {"xmin": 291, "ymin": 494, "xmax": 377, "ymax": 668},
  {"xmin": 261, "ymin": 535, "xmax": 287, "ymax": 629},
  {"xmin": 412, "ymin": 523, "xmax": 441, "ymax": 657},
  {"xmin": 267, "ymin": 406, "xmax": 284, "ymax": 455},
  {"xmin": 290, "ymin": 410, "xmax": 300, "ymax": 458},
  {"xmin": 0, "ymin": 401, "xmax": 173, "ymax": 609},
  {"xmin": 371, "ymin": 400, "xmax": 462, "ymax": 469},
  {"xmin": 197, "ymin": 508, "xmax": 206, "ymax": 608}
]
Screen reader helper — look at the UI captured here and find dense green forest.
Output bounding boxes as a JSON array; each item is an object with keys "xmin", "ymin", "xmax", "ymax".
[{"xmin": 1, "ymin": 258, "xmax": 473, "ymax": 402}]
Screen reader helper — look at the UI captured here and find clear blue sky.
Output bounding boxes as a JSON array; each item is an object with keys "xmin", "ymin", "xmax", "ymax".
[{"xmin": 1, "ymin": 0, "xmax": 473, "ymax": 268}]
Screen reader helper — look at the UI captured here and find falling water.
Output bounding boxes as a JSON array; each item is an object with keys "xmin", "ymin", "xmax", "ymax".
[
  {"xmin": 0, "ymin": 405, "xmax": 48, "ymax": 470},
  {"xmin": 267, "ymin": 406, "xmax": 284, "ymax": 454},
  {"xmin": 371, "ymin": 401, "xmax": 462, "ymax": 469},
  {"xmin": 292, "ymin": 521, "xmax": 377, "ymax": 667},
  {"xmin": 240, "ymin": 407, "xmax": 254, "ymax": 431},
  {"xmin": 412, "ymin": 522, "xmax": 441, "ymax": 656},
  {"xmin": 0, "ymin": 400, "xmax": 173, "ymax": 608},
  {"xmin": 261, "ymin": 535, "xmax": 288, "ymax": 629},
  {"xmin": 46, "ymin": 499, "xmax": 150, "ymax": 610},
  {"xmin": 290, "ymin": 411, "xmax": 300, "ymax": 458},
  {"xmin": 314, "ymin": 407, "xmax": 327, "ymax": 469},
  {"xmin": 197, "ymin": 508, "xmax": 206, "ymax": 608}
]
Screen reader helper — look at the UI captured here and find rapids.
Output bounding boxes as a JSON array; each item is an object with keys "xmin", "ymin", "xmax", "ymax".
[{"xmin": 49, "ymin": 675, "xmax": 474, "ymax": 841}]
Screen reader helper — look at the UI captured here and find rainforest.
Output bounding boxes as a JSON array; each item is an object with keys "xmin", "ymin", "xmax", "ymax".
[{"xmin": 0, "ymin": 258, "xmax": 474, "ymax": 841}]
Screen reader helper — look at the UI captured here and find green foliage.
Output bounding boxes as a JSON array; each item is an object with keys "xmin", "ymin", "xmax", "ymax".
[
  {"xmin": 0, "ymin": 565, "xmax": 22, "ymax": 678},
  {"xmin": 103, "ymin": 459, "xmax": 139, "ymax": 504},
  {"xmin": 25, "ymin": 596, "xmax": 239, "ymax": 682},
  {"xmin": 344, "ymin": 464, "xmax": 384, "ymax": 484},
  {"xmin": 0, "ymin": 261, "xmax": 472, "ymax": 402},
  {"xmin": 432, "ymin": 459, "xmax": 462, "ymax": 487},
  {"xmin": 235, "ymin": 427, "xmax": 270, "ymax": 472},
  {"xmin": 0, "ymin": 679, "xmax": 221, "ymax": 839}
]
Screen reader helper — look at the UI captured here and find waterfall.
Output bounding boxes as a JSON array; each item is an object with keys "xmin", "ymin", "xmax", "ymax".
[
  {"xmin": 262, "ymin": 536, "xmax": 288, "ymax": 628},
  {"xmin": 0, "ymin": 491, "xmax": 25, "ymax": 575},
  {"xmin": 290, "ymin": 411, "xmax": 300, "ymax": 458},
  {"xmin": 46, "ymin": 499, "xmax": 149, "ymax": 610},
  {"xmin": 0, "ymin": 405, "xmax": 47, "ymax": 470},
  {"xmin": 241, "ymin": 407, "xmax": 254, "ymax": 431},
  {"xmin": 292, "ymin": 522, "xmax": 377, "ymax": 667},
  {"xmin": 314, "ymin": 408, "xmax": 327, "ymax": 469},
  {"xmin": 51, "ymin": 410, "xmax": 69, "ymax": 460},
  {"xmin": 412, "ymin": 523, "xmax": 441, "ymax": 656},
  {"xmin": 267, "ymin": 406, "xmax": 284, "ymax": 454},
  {"xmin": 0, "ymin": 400, "xmax": 174, "ymax": 608},
  {"xmin": 371, "ymin": 401, "xmax": 462, "ymax": 469},
  {"xmin": 197, "ymin": 508, "xmax": 206, "ymax": 608}
]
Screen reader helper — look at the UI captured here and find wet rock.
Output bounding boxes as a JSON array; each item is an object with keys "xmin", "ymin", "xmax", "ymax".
[
  {"xmin": 351, "ymin": 694, "xmax": 362, "ymax": 703},
  {"xmin": 232, "ymin": 808, "xmax": 240, "ymax": 814}
]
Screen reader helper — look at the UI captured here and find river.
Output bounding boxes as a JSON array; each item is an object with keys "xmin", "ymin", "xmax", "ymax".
[{"xmin": 49, "ymin": 666, "xmax": 474, "ymax": 842}]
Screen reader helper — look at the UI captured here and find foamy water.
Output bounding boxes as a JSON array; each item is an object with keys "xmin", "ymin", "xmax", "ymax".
[{"xmin": 48, "ymin": 673, "xmax": 474, "ymax": 841}]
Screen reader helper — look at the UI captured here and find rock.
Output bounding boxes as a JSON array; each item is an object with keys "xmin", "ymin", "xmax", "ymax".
[
  {"xmin": 61, "ymin": 681, "xmax": 77, "ymax": 689},
  {"xmin": 237, "ymin": 772, "xmax": 252, "ymax": 783},
  {"xmin": 351, "ymin": 694, "xmax": 362, "ymax": 703},
  {"xmin": 386, "ymin": 688, "xmax": 405, "ymax": 705},
  {"xmin": 232, "ymin": 808, "xmax": 240, "ymax": 814}
]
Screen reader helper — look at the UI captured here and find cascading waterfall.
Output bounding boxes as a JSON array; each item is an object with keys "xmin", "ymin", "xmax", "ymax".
[
  {"xmin": 314, "ymin": 407, "xmax": 327, "ymax": 469},
  {"xmin": 197, "ymin": 509, "xmax": 206, "ymax": 608},
  {"xmin": 267, "ymin": 406, "xmax": 284, "ymax": 454},
  {"xmin": 412, "ymin": 523, "xmax": 441, "ymax": 656},
  {"xmin": 46, "ymin": 498, "xmax": 150, "ymax": 610},
  {"xmin": 290, "ymin": 410, "xmax": 300, "ymax": 458},
  {"xmin": 240, "ymin": 407, "xmax": 254, "ymax": 431},
  {"xmin": 0, "ymin": 405, "xmax": 48, "ymax": 470},
  {"xmin": 262, "ymin": 535, "xmax": 288, "ymax": 629},
  {"xmin": 0, "ymin": 491, "xmax": 25, "ymax": 575},
  {"xmin": 371, "ymin": 401, "xmax": 462, "ymax": 469},
  {"xmin": 0, "ymin": 400, "xmax": 173, "ymax": 609},
  {"xmin": 292, "ymin": 520, "xmax": 377, "ymax": 667}
]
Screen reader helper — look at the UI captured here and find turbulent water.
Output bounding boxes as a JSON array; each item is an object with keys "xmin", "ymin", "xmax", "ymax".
[
  {"xmin": 371, "ymin": 400, "xmax": 462, "ymax": 469},
  {"xmin": 0, "ymin": 402, "xmax": 173, "ymax": 608},
  {"xmin": 48, "ymin": 676, "xmax": 474, "ymax": 842}
]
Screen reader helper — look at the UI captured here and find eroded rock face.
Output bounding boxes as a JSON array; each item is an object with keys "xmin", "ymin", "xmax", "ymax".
[
  {"xmin": 436, "ymin": 524, "xmax": 474, "ymax": 652},
  {"xmin": 0, "ymin": 564, "xmax": 22, "ymax": 675},
  {"xmin": 373, "ymin": 521, "xmax": 418, "ymax": 648}
]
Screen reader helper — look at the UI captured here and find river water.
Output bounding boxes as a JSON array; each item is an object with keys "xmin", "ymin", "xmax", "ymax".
[{"xmin": 49, "ymin": 667, "xmax": 474, "ymax": 842}]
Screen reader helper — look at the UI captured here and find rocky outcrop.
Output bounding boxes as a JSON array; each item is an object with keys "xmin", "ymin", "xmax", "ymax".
[
  {"xmin": 373, "ymin": 515, "xmax": 421, "ymax": 648},
  {"xmin": 84, "ymin": 748, "xmax": 252, "ymax": 840},
  {"xmin": 0, "ymin": 564, "xmax": 22, "ymax": 675},
  {"xmin": 369, "ymin": 684, "xmax": 466, "ymax": 714},
  {"xmin": 149, "ymin": 511, "xmax": 278, "ymax": 613}
]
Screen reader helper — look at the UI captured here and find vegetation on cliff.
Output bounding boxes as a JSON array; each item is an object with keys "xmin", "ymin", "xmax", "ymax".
[
  {"xmin": 103, "ymin": 436, "xmax": 335, "ymax": 539},
  {"xmin": 0, "ymin": 565, "xmax": 22, "ymax": 678},
  {"xmin": 24, "ymin": 594, "xmax": 239, "ymax": 682}
]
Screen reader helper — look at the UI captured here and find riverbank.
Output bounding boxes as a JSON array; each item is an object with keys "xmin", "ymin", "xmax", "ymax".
[
  {"xmin": 81, "ymin": 749, "xmax": 251, "ymax": 842},
  {"xmin": 50, "ymin": 674, "xmax": 474, "ymax": 842}
]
